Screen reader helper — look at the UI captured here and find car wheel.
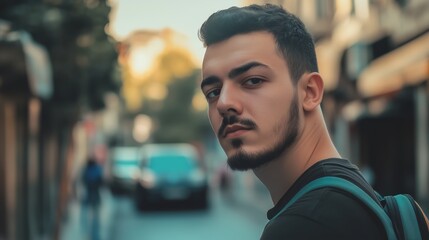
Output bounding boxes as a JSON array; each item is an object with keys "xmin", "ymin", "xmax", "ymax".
[{"xmin": 193, "ymin": 189, "xmax": 209, "ymax": 209}]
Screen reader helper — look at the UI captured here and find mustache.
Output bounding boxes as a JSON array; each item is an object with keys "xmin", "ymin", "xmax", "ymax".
[{"xmin": 218, "ymin": 115, "xmax": 257, "ymax": 137}]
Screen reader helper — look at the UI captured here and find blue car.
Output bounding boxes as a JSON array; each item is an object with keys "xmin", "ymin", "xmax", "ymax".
[{"xmin": 134, "ymin": 143, "xmax": 209, "ymax": 210}]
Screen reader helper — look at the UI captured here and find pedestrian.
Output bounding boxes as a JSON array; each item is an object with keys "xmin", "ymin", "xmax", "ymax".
[
  {"xmin": 198, "ymin": 4, "xmax": 429, "ymax": 239},
  {"xmin": 81, "ymin": 156, "xmax": 103, "ymax": 240}
]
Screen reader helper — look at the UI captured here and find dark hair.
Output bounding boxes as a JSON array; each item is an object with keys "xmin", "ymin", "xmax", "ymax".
[{"xmin": 198, "ymin": 4, "xmax": 318, "ymax": 83}]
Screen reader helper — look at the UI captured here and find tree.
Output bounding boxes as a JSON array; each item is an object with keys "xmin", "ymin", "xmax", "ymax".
[
  {"xmin": 117, "ymin": 29, "xmax": 211, "ymax": 144},
  {"xmin": 150, "ymin": 70, "xmax": 211, "ymax": 143},
  {"xmin": 0, "ymin": 0, "xmax": 119, "ymax": 113}
]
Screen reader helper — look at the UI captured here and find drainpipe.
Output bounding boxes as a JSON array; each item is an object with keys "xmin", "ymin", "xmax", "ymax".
[{"xmin": 415, "ymin": 85, "xmax": 429, "ymax": 211}]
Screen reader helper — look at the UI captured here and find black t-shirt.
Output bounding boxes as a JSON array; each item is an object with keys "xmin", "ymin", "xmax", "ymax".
[{"xmin": 260, "ymin": 158, "xmax": 386, "ymax": 240}]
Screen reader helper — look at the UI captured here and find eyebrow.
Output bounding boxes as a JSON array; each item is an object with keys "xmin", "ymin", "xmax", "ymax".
[
  {"xmin": 201, "ymin": 61, "xmax": 268, "ymax": 90},
  {"xmin": 228, "ymin": 61, "xmax": 268, "ymax": 79},
  {"xmin": 200, "ymin": 76, "xmax": 221, "ymax": 90}
]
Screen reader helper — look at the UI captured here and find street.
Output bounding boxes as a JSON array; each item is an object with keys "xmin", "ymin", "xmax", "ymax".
[
  {"xmin": 107, "ymin": 187, "xmax": 269, "ymax": 240},
  {"xmin": 61, "ymin": 170, "xmax": 273, "ymax": 240}
]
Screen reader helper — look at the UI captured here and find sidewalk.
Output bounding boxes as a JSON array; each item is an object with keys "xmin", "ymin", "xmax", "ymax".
[{"xmin": 60, "ymin": 188, "xmax": 114, "ymax": 240}]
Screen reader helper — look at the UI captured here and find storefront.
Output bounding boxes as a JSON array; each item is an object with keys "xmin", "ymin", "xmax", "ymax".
[
  {"xmin": 0, "ymin": 26, "xmax": 55, "ymax": 240},
  {"xmin": 354, "ymin": 31, "xmax": 429, "ymax": 204}
]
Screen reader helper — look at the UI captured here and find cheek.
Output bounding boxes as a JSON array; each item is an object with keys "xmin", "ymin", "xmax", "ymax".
[
  {"xmin": 257, "ymin": 96, "xmax": 289, "ymax": 120},
  {"xmin": 208, "ymin": 110, "xmax": 220, "ymax": 133},
  {"xmin": 254, "ymin": 95, "xmax": 292, "ymax": 133}
]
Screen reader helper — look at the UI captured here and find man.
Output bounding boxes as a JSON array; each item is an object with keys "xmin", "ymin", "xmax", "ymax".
[
  {"xmin": 198, "ymin": 4, "xmax": 428, "ymax": 240},
  {"xmin": 81, "ymin": 157, "xmax": 103, "ymax": 240}
]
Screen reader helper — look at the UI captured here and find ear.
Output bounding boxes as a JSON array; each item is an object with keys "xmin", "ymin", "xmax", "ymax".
[{"xmin": 301, "ymin": 73, "xmax": 324, "ymax": 111}]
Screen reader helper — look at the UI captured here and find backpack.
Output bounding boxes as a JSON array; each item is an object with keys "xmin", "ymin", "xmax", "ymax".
[
  {"xmin": 82, "ymin": 163, "xmax": 103, "ymax": 206},
  {"xmin": 83, "ymin": 164, "xmax": 102, "ymax": 185},
  {"xmin": 272, "ymin": 176, "xmax": 428, "ymax": 240}
]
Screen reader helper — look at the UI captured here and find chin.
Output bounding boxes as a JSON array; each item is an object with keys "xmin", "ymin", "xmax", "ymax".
[
  {"xmin": 225, "ymin": 147, "xmax": 269, "ymax": 171},
  {"xmin": 225, "ymin": 138, "xmax": 291, "ymax": 171}
]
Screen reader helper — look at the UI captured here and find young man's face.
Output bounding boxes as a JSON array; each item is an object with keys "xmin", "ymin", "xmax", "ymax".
[{"xmin": 201, "ymin": 31, "xmax": 301, "ymax": 171}]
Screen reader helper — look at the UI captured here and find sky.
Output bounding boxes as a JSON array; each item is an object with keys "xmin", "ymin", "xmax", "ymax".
[{"xmin": 108, "ymin": 0, "xmax": 241, "ymax": 62}]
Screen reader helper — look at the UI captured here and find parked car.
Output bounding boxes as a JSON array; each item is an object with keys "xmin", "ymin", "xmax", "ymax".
[
  {"xmin": 108, "ymin": 146, "xmax": 141, "ymax": 194},
  {"xmin": 134, "ymin": 143, "xmax": 209, "ymax": 210}
]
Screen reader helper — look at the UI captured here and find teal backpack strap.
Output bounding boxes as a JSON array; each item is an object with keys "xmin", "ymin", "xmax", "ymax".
[
  {"xmin": 391, "ymin": 195, "xmax": 422, "ymax": 240},
  {"xmin": 271, "ymin": 176, "xmax": 397, "ymax": 240}
]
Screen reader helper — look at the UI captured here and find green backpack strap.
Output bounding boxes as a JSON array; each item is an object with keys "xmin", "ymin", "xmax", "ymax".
[
  {"xmin": 386, "ymin": 194, "xmax": 423, "ymax": 240},
  {"xmin": 271, "ymin": 176, "xmax": 397, "ymax": 240}
]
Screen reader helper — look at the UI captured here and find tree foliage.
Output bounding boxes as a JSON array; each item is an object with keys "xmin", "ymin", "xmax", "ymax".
[
  {"xmin": 156, "ymin": 72, "xmax": 202, "ymax": 143},
  {"xmin": 0, "ymin": 0, "xmax": 119, "ymax": 111},
  {"xmin": 140, "ymin": 69, "xmax": 212, "ymax": 144},
  {"xmin": 117, "ymin": 29, "xmax": 211, "ymax": 144}
]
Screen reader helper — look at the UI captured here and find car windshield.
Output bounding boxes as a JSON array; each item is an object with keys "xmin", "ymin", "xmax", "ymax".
[
  {"xmin": 114, "ymin": 158, "xmax": 139, "ymax": 165},
  {"xmin": 148, "ymin": 155, "xmax": 196, "ymax": 173},
  {"xmin": 112, "ymin": 148, "xmax": 140, "ymax": 165}
]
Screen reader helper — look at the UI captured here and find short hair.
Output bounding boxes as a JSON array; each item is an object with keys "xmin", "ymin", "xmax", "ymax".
[{"xmin": 198, "ymin": 4, "xmax": 318, "ymax": 83}]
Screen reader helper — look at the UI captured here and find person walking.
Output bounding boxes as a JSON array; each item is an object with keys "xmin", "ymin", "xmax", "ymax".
[
  {"xmin": 198, "ymin": 4, "xmax": 429, "ymax": 239},
  {"xmin": 81, "ymin": 157, "xmax": 103, "ymax": 240}
]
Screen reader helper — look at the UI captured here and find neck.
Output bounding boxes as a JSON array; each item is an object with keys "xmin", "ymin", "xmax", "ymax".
[{"xmin": 253, "ymin": 109, "xmax": 341, "ymax": 204}]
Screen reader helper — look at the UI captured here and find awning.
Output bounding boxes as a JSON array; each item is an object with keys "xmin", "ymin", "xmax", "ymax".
[
  {"xmin": 20, "ymin": 31, "xmax": 53, "ymax": 99},
  {"xmin": 0, "ymin": 27, "xmax": 53, "ymax": 99},
  {"xmin": 357, "ymin": 32, "xmax": 429, "ymax": 98}
]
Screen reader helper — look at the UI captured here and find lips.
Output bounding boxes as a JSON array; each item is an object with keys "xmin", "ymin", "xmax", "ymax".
[{"xmin": 222, "ymin": 125, "xmax": 252, "ymax": 138}]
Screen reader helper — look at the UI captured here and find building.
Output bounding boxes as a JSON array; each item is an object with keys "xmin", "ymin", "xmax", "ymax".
[{"xmin": 245, "ymin": 0, "xmax": 429, "ymax": 209}]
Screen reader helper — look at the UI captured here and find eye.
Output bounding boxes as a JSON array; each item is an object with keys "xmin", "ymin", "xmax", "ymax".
[
  {"xmin": 205, "ymin": 88, "xmax": 221, "ymax": 101},
  {"xmin": 243, "ymin": 77, "xmax": 263, "ymax": 86}
]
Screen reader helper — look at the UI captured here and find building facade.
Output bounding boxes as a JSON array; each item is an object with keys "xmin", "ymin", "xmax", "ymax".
[{"xmin": 244, "ymin": 0, "xmax": 429, "ymax": 210}]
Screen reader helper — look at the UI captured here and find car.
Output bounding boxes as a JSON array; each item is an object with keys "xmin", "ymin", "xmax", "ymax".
[
  {"xmin": 134, "ymin": 143, "xmax": 209, "ymax": 210},
  {"xmin": 107, "ymin": 146, "xmax": 141, "ymax": 194}
]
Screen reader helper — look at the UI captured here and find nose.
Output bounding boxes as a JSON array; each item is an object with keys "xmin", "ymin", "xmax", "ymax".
[{"xmin": 216, "ymin": 84, "xmax": 243, "ymax": 116}]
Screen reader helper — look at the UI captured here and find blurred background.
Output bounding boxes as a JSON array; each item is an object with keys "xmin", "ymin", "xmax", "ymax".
[{"xmin": 0, "ymin": 0, "xmax": 428, "ymax": 239}]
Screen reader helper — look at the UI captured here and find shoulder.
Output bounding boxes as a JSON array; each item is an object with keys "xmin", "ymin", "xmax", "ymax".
[{"xmin": 261, "ymin": 188, "xmax": 386, "ymax": 240}]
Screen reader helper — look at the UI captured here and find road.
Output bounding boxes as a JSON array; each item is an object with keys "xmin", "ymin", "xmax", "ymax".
[{"xmin": 107, "ymin": 188, "xmax": 269, "ymax": 240}]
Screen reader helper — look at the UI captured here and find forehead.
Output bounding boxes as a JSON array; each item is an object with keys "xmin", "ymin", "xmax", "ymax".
[{"xmin": 202, "ymin": 31, "xmax": 286, "ymax": 77}]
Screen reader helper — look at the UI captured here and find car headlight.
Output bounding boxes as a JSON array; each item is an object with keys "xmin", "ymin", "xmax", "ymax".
[
  {"xmin": 139, "ymin": 169, "xmax": 157, "ymax": 188},
  {"xmin": 189, "ymin": 169, "xmax": 206, "ymax": 186}
]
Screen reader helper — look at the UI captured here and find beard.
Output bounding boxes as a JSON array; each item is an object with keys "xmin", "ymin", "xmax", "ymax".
[{"xmin": 227, "ymin": 93, "xmax": 300, "ymax": 171}]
